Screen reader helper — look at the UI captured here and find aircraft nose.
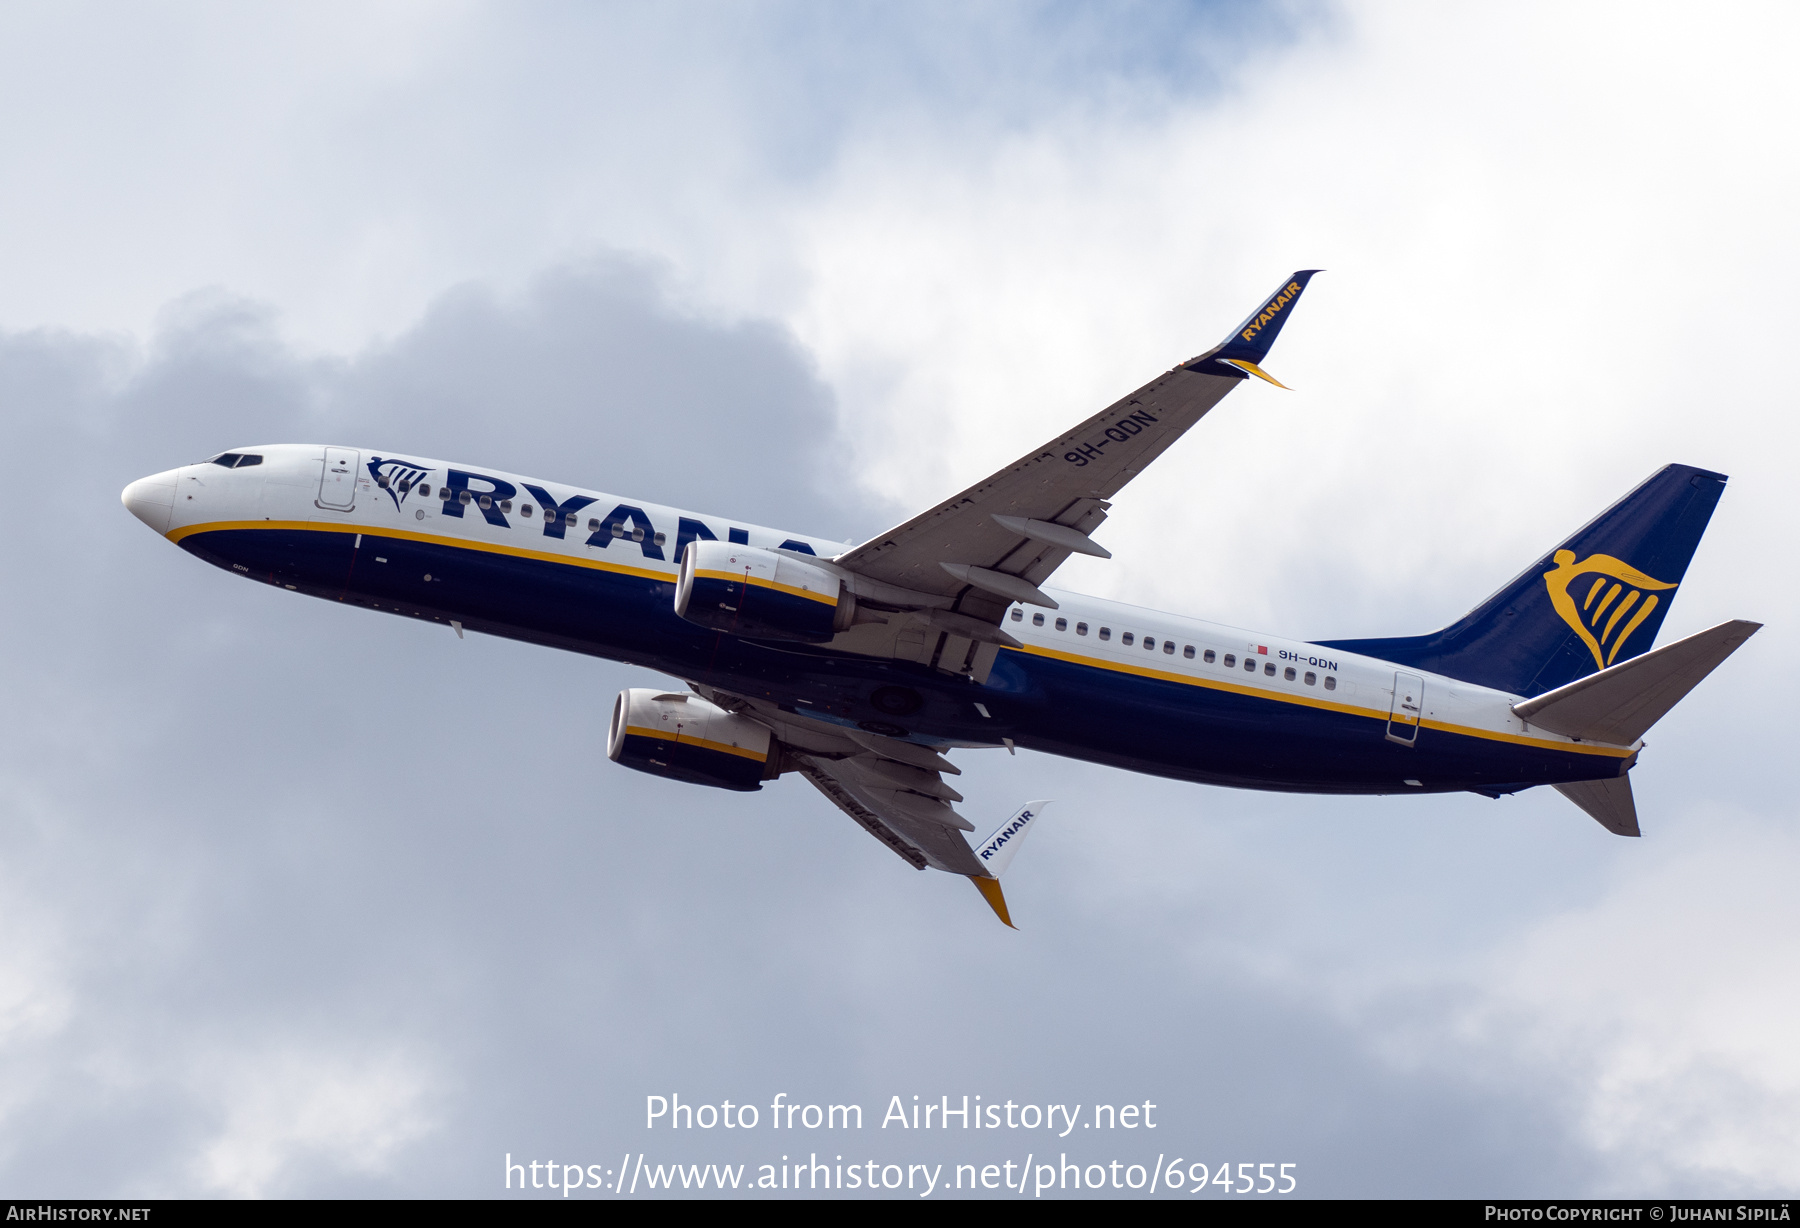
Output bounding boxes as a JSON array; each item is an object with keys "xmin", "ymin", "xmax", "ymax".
[{"xmin": 121, "ymin": 469, "xmax": 181, "ymax": 534}]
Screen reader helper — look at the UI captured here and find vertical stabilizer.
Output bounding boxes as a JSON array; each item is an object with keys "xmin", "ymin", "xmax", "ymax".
[{"xmin": 1318, "ymin": 464, "xmax": 1728, "ymax": 697}]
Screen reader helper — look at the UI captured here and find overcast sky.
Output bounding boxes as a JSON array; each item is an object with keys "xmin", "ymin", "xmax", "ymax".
[{"xmin": 2, "ymin": 0, "xmax": 1796, "ymax": 1198}]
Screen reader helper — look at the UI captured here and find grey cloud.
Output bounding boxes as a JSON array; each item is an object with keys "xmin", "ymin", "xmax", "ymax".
[{"xmin": 0, "ymin": 3, "xmax": 1312, "ymax": 347}]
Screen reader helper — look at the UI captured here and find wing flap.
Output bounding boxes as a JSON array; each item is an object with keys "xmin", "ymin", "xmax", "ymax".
[
  {"xmin": 797, "ymin": 754, "xmax": 987, "ymax": 875},
  {"xmin": 796, "ymin": 759, "xmax": 931, "ymax": 871}
]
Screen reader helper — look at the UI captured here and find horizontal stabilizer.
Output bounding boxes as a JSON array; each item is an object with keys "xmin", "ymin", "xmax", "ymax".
[
  {"xmin": 1555, "ymin": 776, "xmax": 1640, "ymax": 837},
  {"xmin": 1513, "ymin": 619, "xmax": 1760, "ymax": 744}
]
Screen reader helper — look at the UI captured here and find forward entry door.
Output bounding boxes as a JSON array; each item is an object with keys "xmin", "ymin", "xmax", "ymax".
[
  {"xmin": 318, "ymin": 447, "xmax": 359, "ymax": 511},
  {"xmin": 1386, "ymin": 671, "xmax": 1425, "ymax": 746}
]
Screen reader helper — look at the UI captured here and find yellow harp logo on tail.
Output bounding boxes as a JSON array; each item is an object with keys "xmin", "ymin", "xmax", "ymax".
[{"xmin": 1543, "ymin": 550, "xmax": 1678, "ymax": 670}]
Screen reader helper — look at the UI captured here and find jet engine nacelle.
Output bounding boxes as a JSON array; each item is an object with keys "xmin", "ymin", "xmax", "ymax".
[
  {"xmin": 674, "ymin": 540, "xmax": 853, "ymax": 643},
  {"xmin": 607, "ymin": 688, "xmax": 773, "ymax": 792}
]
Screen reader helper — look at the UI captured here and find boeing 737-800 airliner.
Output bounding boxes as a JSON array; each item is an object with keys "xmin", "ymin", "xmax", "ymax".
[{"xmin": 121, "ymin": 272, "xmax": 1759, "ymax": 925}]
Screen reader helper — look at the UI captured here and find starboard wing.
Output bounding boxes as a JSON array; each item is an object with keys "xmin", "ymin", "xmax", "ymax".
[{"xmin": 832, "ymin": 271, "xmax": 1320, "ymax": 626}]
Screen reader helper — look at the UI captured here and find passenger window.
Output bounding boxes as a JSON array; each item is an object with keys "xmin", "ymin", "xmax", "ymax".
[
  {"xmin": 1324, "ymin": 676, "xmax": 1337, "ymax": 691},
  {"xmin": 1076, "ymin": 622, "xmax": 1088, "ymax": 636},
  {"xmin": 1010, "ymin": 609, "xmax": 1023, "ymax": 621},
  {"xmin": 1284, "ymin": 666, "xmax": 1296, "ymax": 681},
  {"xmin": 521, "ymin": 504, "xmax": 533, "ymax": 517},
  {"xmin": 1098, "ymin": 627, "xmax": 1111, "ymax": 641},
  {"xmin": 1202, "ymin": 649, "xmax": 1214, "ymax": 663},
  {"xmin": 1121, "ymin": 632, "xmax": 1133, "ymax": 646},
  {"xmin": 588, "ymin": 518, "xmax": 602, "ymax": 531},
  {"xmin": 1245, "ymin": 659, "xmax": 1256, "ymax": 672},
  {"xmin": 1141, "ymin": 636, "xmax": 1154, "ymax": 650},
  {"xmin": 1304, "ymin": 671, "xmax": 1316, "ymax": 685},
  {"xmin": 1032, "ymin": 613, "xmax": 1045, "ymax": 626},
  {"xmin": 611, "ymin": 523, "xmax": 626, "ymax": 538},
  {"xmin": 1264, "ymin": 662, "xmax": 1276, "ymax": 676},
  {"xmin": 397, "ymin": 479, "xmax": 412, "ymax": 493},
  {"xmin": 1055, "ymin": 618, "xmax": 1067, "ymax": 631},
  {"xmin": 1223, "ymin": 654, "xmax": 1235, "ymax": 667},
  {"xmin": 631, "ymin": 526, "xmax": 645, "ymax": 541},
  {"xmin": 458, "ymin": 490, "xmax": 472, "ymax": 504},
  {"xmin": 654, "ymin": 532, "xmax": 667, "ymax": 546},
  {"xmin": 376, "ymin": 474, "xmax": 391, "ymax": 488},
  {"xmin": 478, "ymin": 494, "xmax": 492, "ymax": 509},
  {"xmin": 499, "ymin": 499, "xmax": 512, "ymax": 512},
  {"xmin": 1164, "ymin": 641, "xmax": 1175, "ymax": 654},
  {"xmin": 1183, "ymin": 645, "xmax": 1195, "ymax": 659}
]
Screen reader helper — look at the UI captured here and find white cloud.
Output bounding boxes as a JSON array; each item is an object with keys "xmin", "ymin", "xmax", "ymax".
[
  {"xmin": 1472, "ymin": 806, "xmax": 1800, "ymax": 1191},
  {"xmin": 777, "ymin": 1, "xmax": 1800, "ymax": 631},
  {"xmin": 193, "ymin": 1044, "xmax": 439, "ymax": 1197}
]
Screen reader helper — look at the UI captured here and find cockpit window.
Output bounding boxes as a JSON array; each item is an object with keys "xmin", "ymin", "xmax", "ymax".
[
  {"xmin": 209, "ymin": 453, "xmax": 241, "ymax": 467},
  {"xmin": 207, "ymin": 453, "xmax": 263, "ymax": 468}
]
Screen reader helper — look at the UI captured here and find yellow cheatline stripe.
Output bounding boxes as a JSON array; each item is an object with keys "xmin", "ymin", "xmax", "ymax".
[
  {"xmin": 168, "ymin": 519, "xmax": 673, "ymax": 583},
  {"xmin": 623, "ymin": 725, "xmax": 768, "ymax": 762},
  {"xmin": 174, "ymin": 519, "xmax": 1628, "ymax": 760},
  {"xmin": 691, "ymin": 566, "xmax": 837, "ymax": 606},
  {"xmin": 1013, "ymin": 643, "xmax": 1633, "ymax": 759}
]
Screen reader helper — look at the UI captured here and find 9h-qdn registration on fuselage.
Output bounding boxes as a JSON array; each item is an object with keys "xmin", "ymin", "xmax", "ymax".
[{"xmin": 120, "ymin": 272, "xmax": 1759, "ymax": 925}]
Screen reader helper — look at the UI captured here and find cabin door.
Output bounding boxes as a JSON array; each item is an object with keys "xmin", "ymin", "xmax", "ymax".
[
  {"xmin": 1386, "ymin": 672, "xmax": 1424, "ymax": 746},
  {"xmin": 318, "ymin": 447, "xmax": 359, "ymax": 510}
]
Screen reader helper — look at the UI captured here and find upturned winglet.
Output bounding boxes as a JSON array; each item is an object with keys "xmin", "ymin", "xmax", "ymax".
[
  {"xmin": 964, "ymin": 800, "xmax": 1050, "ymax": 928},
  {"xmin": 1185, "ymin": 269, "xmax": 1321, "ymax": 387},
  {"xmin": 1220, "ymin": 358, "xmax": 1291, "ymax": 389},
  {"xmin": 970, "ymin": 875, "xmax": 1015, "ymax": 927}
]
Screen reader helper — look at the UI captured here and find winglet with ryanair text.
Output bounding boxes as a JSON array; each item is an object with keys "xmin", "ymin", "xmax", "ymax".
[
  {"xmin": 965, "ymin": 801, "xmax": 1050, "ymax": 928},
  {"xmin": 1186, "ymin": 269, "xmax": 1322, "ymax": 388}
]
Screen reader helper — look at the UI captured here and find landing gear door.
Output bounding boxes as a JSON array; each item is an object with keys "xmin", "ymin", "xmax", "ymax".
[
  {"xmin": 318, "ymin": 447, "xmax": 359, "ymax": 511},
  {"xmin": 1386, "ymin": 671, "xmax": 1424, "ymax": 746}
]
